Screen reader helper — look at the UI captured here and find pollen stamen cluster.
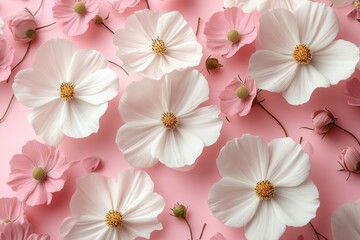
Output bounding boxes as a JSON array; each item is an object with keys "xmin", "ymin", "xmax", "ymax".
[
  {"xmin": 151, "ymin": 37, "xmax": 167, "ymax": 55},
  {"xmin": 32, "ymin": 167, "xmax": 47, "ymax": 182},
  {"xmin": 354, "ymin": 0, "xmax": 360, "ymax": 11},
  {"xmin": 60, "ymin": 82, "xmax": 75, "ymax": 101},
  {"xmin": 255, "ymin": 180, "xmax": 275, "ymax": 200},
  {"xmin": 105, "ymin": 210, "xmax": 123, "ymax": 228},
  {"xmin": 74, "ymin": 2, "xmax": 86, "ymax": 15},
  {"xmin": 292, "ymin": 44, "xmax": 312, "ymax": 64},
  {"xmin": 161, "ymin": 112, "xmax": 178, "ymax": 129}
]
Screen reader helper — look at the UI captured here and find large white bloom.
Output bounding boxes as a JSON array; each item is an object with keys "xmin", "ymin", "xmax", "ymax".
[
  {"xmin": 113, "ymin": 9, "xmax": 202, "ymax": 80},
  {"xmin": 60, "ymin": 168, "xmax": 165, "ymax": 240},
  {"xmin": 248, "ymin": 1, "xmax": 359, "ymax": 105},
  {"xmin": 13, "ymin": 39, "xmax": 119, "ymax": 145},
  {"xmin": 224, "ymin": 0, "xmax": 308, "ymax": 13},
  {"xmin": 332, "ymin": 200, "xmax": 360, "ymax": 240},
  {"xmin": 208, "ymin": 134, "xmax": 319, "ymax": 240},
  {"xmin": 116, "ymin": 69, "xmax": 222, "ymax": 169}
]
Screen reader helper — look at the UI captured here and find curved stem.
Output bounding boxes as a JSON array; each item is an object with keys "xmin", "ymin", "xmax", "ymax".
[
  {"xmin": 0, "ymin": 94, "xmax": 15, "ymax": 124},
  {"xmin": 101, "ymin": 22, "xmax": 114, "ymax": 34},
  {"xmin": 6, "ymin": 41, "xmax": 32, "ymax": 83},
  {"xmin": 199, "ymin": 223, "xmax": 206, "ymax": 240},
  {"xmin": 35, "ymin": 22, "xmax": 56, "ymax": 30},
  {"xmin": 108, "ymin": 60, "xmax": 129, "ymax": 76},
  {"xmin": 195, "ymin": 17, "xmax": 201, "ymax": 36},
  {"xmin": 33, "ymin": 0, "xmax": 44, "ymax": 16},
  {"xmin": 309, "ymin": 222, "xmax": 328, "ymax": 240},
  {"xmin": 184, "ymin": 218, "xmax": 193, "ymax": 240},
  {"xmin": 145, "ymin": 0, "xmax": 150, "ymax": 9},
  {"xmin": 333, "ymin": 123, "xmax": 360, "ymax": 146},
  {"xmin": 257, "ymin": 102, "xmax": 288, "ymax": 137}
]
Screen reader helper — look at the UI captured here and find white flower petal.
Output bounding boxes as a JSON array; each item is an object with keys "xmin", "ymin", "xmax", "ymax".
[
  {"xmin": 62, "ymin": 100, "xmax": 107, "ymax": 138},
  {"xmin": 179, "ymin": 106, "xmax": 222, "ymax": 146},
  {"xmin": 217, "ymin": 135, "xmax": 269, "ymax": 183},
  {"xmin": 272, "ymin": 179, "xmax": 319, "ymax": 227},
  {"xmin": 62, "ymin": 217, "xmax": 110, "ymax": 240},
  {"xmin": 267, "ymin": 138, "xmax": 310, "ymax": 187},
  {"xmin": 28, "ymin": 100, "xmax": 67, "ymax": 145},
  {"xmin": 249, "ymin": 50, "xmax": 297, "ymax": 93},
  {"xmin": 208, "ymin": 177, "xmax": 259, "ymax": 227},
  {"xmin": 152, "ymin": 128, "xmax": 204, "ymax": 168},
  {"xmin": 294, "ymin": 2, "xmax": 338, "ymax": 51},
  {"xmin": 116, "ymin": 123, "xmax": 162, "ymax": 168},
  {"xmin": 32, "ymin": 39, "xmax": 76, "ymax": 84},
  {"xmin": 312, "ymin": 40, "xmax": 359, "ymax": 85},
  {"xmin": 262, "ymin": 0, "xmax": 307, "ymax": 13},
  {"xmin": 259, "ymin": 8, "xmax": 299, "ymax": 53},
  {"xmin": 245, "ymin": 201, "xmax": 286, "ymax": 240},
  {"xmin": 332, "ymin": 201, "xmax": 360, "ymax": 240},
  {"xmin": 282, "ymin": 64, "xmax": 330, "ymax": 105},
  {"xmin": 224, "ymin": 0, "xmax": 266, "ymax": 12},
  {"xmin": 162, "ymin": 69, "xmax": 209, "ymax": 115}
]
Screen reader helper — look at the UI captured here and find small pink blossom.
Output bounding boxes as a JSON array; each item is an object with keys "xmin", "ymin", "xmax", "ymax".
[
  {"xmin": 210, "ymin": 232, "xmax": 226, "ymax": 240},
  {"xmin": 107, "ymin": 0, "xmax": 140, "ymax": 13},
  {"xmin": 311, "ymin": 109, "xmax": 335, "ymax": 135},
  {"xmin": 0, "ymin": 39, "xmax": 15, "ymax": 81},
  {"xmin": 346, "ymin": 78, "xmax": 360, "ymax": 106},
  {"xmin": 0, "ymin": 198, "xmax": 26, "ymax": 232},
  {"xmin": 52, "ymin": 0, "xmax": 101, "ymax": 36},
  {"xmin": 7, "ymin": 140, "xmax": 70, "ymax": 206},
  {"xmin": 0, "ymin": 222, "xmax": 49, "ymax": 240},
  {"xmin": 204, "ymin": 7, "xmax": 258, "ymax": 58},
  {"xmin": 219, "ymin": 76, "xmax": 257, "ymax": 117},
  {"xmin": 82, "ymin": 156, "xmax": 101, "ymax": 172},
  {"xmin": 8, "ymin": 8, "xmax": 37, "ymax": 43},
  {"xmin": 340, "ymin": 146, "xmax": 360, "ymax": 173}
]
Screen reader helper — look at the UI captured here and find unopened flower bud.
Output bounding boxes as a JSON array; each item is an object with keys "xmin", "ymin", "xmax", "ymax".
[
  {"xmin": 93, "ymin": 15, "xmax": 103, "ymax": 25},
  {"xmin": 311, "ymin": 109, "xmax": 335, "ymax": 135},
  {"xmin": 9, "ymin": 8, "xmax": 37, "ymax": 43},
  {"xmin": 340, "ymin": 146, "xmax": 360, "ymax": 173},
  {"xmin": 205, "ymin": 56, "xmax": 223, "ymax": 73},
  {"xmin": 171, "ymin": 203, "xmax": 187, "ymax": 219}
]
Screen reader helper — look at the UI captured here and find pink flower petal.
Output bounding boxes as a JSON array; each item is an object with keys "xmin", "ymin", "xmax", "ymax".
[{"xmin": 82, "ymin": 156, "xmax": 101, "ymax": 172}]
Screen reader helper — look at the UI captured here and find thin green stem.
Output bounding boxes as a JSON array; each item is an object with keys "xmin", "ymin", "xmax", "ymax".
[
  {"xmin": 101, "ymin": 22, "xmax": 114, "ymax": 34},
  {"xmin": 33, "ymin": 0, "xmax": 44, "ymax": 16},
  {"xmin": 333, "ymin": 123, "xmax": 360, "ymax": 146},
  {"xmin": 108, "ymin": 60, "xmax": 129, "ymax": 76},
  {"xmin": 309, "ymin": 222, "xmax": 328, "ymax": 240},
  {"xmin": 257, "ymin": 102, "xmax": 288, "ymax": 137},
  {"xmin": 184, "ymin": 218, "xmax": 193, "ymax": 240},
  {"xmin": 6, "ymin": 41, "xmax": 32, "ymax": 83},
  {"xmin": 35, "ymin": 22, "xmax": 56, "ymax": 30},
  {"xmin": 0, "ymin": 94, "xmax": 15, "ymax": 124}
]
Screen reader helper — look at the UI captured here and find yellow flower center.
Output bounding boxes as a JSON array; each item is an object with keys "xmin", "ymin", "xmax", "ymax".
[
  {"xmin": 74, "ymin": 2, "xmax": 86, "ymax": 15},
  {"xmin": 60, "ymin": 82, "xmax": 75, "ymax": 101},
  {"xmin": 161, "ymin": 112, "xmax": 178, "ymax": 129},
  {"xmin": 227, "ymin": 30, "xmax": 241, "ymax": 43},
  {"xmin": 236, "ymin": 86, "xmax": 249, "ymax": 100},
  {"xmin": 292, "ymin": 44, "xmax": 312, "ymax": 64},
  {"xmin": 354, "ymin": 0, "xmax": 360, "ymax": 11},
  {"xmin": 151, "ymin": 37, "xmax": 167, "ymax": 55},
  {"xmin": 3, "ymin": 218, "xmax": 10, "ymax": 224},
  {"xmin": 105, "ymin": 210, "xmax": 123, "ymax": 228},
  {"xmin": 32, "ymin": 167, "xmax": 47, "ymax": 182},
  {"xmin": 255, "ymin": 180, "xmax": 275, "ymax": 200}
]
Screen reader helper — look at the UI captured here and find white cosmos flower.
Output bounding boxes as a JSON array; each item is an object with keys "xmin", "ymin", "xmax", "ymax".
[
  {"xmin": 332, "ymin": 200, "xmax": 360, "ymax": 240},
  {"xmin": 116, "ymin": 69, "xmax": 222, "ymax": 169},
  {"xmin": 60, "ymin": 168, "xmax": 165, "ymax": 240},
  {"xmin": 13, "ymin": 39, "xmax": 119, "ymax": 145},
  {"xmin": 248, "ymin": 1, "xmax": 359, "ymax": 105},
  {"xmin": 208, "ymin": 134, "xmax": 319, "ymax": 240},
  {"xmin": 113, "ymin": 9, "xmax": 202, "ymax": 80},
  {"xmin": 224, "ymin": 0, "xmax": 308, "ymax": 14}
]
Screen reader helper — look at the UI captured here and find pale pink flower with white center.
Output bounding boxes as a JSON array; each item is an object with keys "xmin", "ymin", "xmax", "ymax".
[
  {"xmin": 204, "ymin": 7, "xmax": 258, "ymax": 58},
  {"xmin": 332, "ymin": 200, "xmax": 360, "ymax": 240},
  {"xmin": 60, "ymin": 169, "xmax": 165, "ymax": 240},
  {"xmin": 346, "ymin": 78, "xmax": 360, "ymax": 106},
  {"xmin": 107, "ymin": 0, "xmax": 140, "ymax": 13},
  {"xmin": 52, "ymin": 0, "xmax": 101, "ymax": 36},
  {"xmin": 0, "ymin": 39, "xmax": 14, "ymax": 82},
  {"xmin": 219, "ymin": 76, "xmax": 257, "ymax": 117},
  {"xmin": 249, "ymin": 1, "xmax": 359, "ymax": 105},
  {"xmin": 7, "ymin": 140, "xmax": 70, "ymax": 206},
  {"xmin": 0, "ymin": 222, "xmax": 49, "ymax": 240},
  {"xmin": 224, "ymin": 0, "xmax": 308, "ymax": 14},
  {"xmin": 8, "ymin": 8, "xmax": 37, "ymax": 42},
  {"xmin": 0, "ymin": 198, "xmax": 26, "ymax": 232}
]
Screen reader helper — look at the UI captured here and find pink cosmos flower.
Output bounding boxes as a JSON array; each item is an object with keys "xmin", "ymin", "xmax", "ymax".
[
  {"xmin": 52, "ymin": 0, "xmax": 101, "ymax": 36},
  {"xmin": 219, "ymin": 76, "xmax": 257, "ymax": 117},
  {"xmin": 0, "ymin": 198, "xmax": 26, "ymax": 232},
  {"xmin": 7, "ymin": 140, "xmax": 70, "ymax": 206},
  {"xmin": 0, "ymin": 39, "xmax": 15, "ymax": 82},
  {"xmin": 346, "ymin": 78, "xmax": 360, "ymax": 106},
  {"xmin": 0, "ymin": 222, "xmax": 49, "ymax": 240},
  {"xmin": 8, "ymin": 8, "xmax": 37, "ymax": 43},
  {"xmin": 107, "ymin": 0, "xmax": 140, "ymax": 13},
  {"xmin": 311, "ymin": 109, "xmax": 335, "ymax": 135},
  {"xmin": 204, "ymin": 7, "xmax": 258, "ymax": 58}
]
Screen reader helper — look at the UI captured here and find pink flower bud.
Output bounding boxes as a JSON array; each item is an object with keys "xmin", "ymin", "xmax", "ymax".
[
  {"xmin": 82, "ymin": 156, "xmax": 101, "ymax": 172},
  {"xmin": 311, "ymin": 109, "xmax": 335, "ymax": 135},
  {"xmin": 0, "ymin": 38, "xmax": 14, "ymax": 81},
  {"xmin": 9, "ymin": 8, "xmax": 37, "ymax": 43},
  {"xmin": 340, "ymin": 146, "xmax": 360, "ymax": 173}
]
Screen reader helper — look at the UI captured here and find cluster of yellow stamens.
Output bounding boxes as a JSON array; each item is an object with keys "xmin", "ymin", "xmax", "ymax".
[
  {"xmin": 59, "ymin": 82, "xmax": 75, "ymax": 101},
  {"xmin": 32, "ymin": 167, "xmax": 47, "ymax": 182},
  {"xmin": 73, "ymin": 2, "xmax": 86, "ymax": 15},
  {"xmin": 105, "ymin": 210, "xmax": 124, "ymax": 228},
  {"xmin": 255, "ymin": 180, "xmax": 275, "ymax": 200},
  {"xmin": 151, "ymin": 37, "xmax": 167, "ymax": 55},
  {"xmin": 292, "ymin": 44, "xmax": 312, "ymax": 64},
  {"xmin": 354, "ymin": 0, "xmax": 360, "ymax": 11},
  {"xmin": 161, "ymin": 112, "xmax": 178, "ymax": 129}
]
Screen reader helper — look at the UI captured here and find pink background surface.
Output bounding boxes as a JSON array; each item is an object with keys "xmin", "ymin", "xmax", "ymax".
[{"xmin": 1, "ymin": 0, "xmax": 360, "ymax": 239}]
